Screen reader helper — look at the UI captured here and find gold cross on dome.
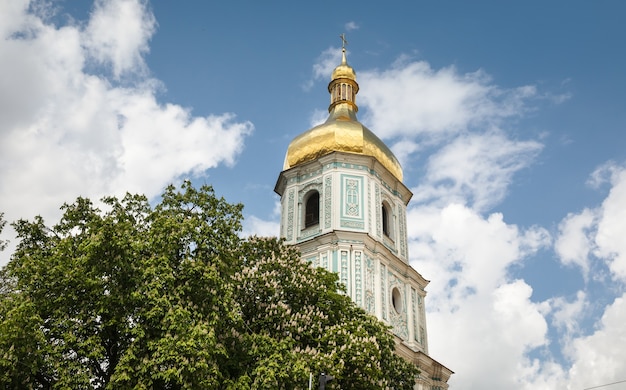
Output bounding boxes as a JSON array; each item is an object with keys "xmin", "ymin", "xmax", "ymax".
[{"xmin": 340, "ymin": 33, "xmax": 348, "ymax": 50}]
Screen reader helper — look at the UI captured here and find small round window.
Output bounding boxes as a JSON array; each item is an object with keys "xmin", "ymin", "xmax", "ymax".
[{"xmin": 391, "ymin": 287, "xmax": 402, "ymax": 314}]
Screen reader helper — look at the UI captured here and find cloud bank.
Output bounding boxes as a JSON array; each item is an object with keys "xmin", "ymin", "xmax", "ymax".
[{"xmin": 0, "ymin": 0, "xmax": 253, "ymax": 263}]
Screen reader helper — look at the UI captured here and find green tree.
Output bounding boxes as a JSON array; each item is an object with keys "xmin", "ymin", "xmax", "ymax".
[
  {"xmin": 0, "ymin": 183, "xmax": 418, "ymax": 389},
  {"xmin": 232, "ymin": 237, "xmax": 419, "ymax": 389}
]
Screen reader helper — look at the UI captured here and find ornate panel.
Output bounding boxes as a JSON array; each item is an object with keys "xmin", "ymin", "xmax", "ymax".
[
  {"xmin": 340, "ymin": 250, "xmax": 349, "ymax": 293},
  {"xmin": 298, "ymin": 228, "xmax": 320, "ymax": 241},
  {"xmin": 354, "ymin": 251, "xmax": 362, "ymax": 307},
  {"xmin": 324, "ymin": 175, "xmax": 332, "ymax": 229},
  {"xmin": 345, "ymin": 178, "xmax": 359, "ymax": 216},
  {"xmin": 367, "ymin": 178, "xmax": 372, "ymax": 233},
  {"xmin": 322, "ymin": 253, "xmax": 328, "ymax": 271},
  {"xmin": 287, "ymin": 189, "xmax": 295, "ymax": 240},
  {"xmin": 375, "ymin": 183, "xmax": 381, "ymax": 238},
  {"xmin": 418, "ymin": 295, "xmax": 424, "ymax": 345},
  {"xmin": 340, "ymin": 175, "xmax": 364, "ymax": 221},
  {"xmin": 399, "ymin": 204, "xmax": 407, "ymax": 259},
  {"xmin": 340, "ymin": 220, "xmax": 365, "ymax": 229},
  {"xmin": 365, "ymin": 256, "xmax": 375, "ymax": 314},
  {"xmin": 388, "ymin": 272, "xmax": 409, "ymax": 340},
  {"xmin": 381, "ymin": 264, "xmax": 387, "ymax": 320},
  {"xmin": 412, "ymin": 288, "xmax": 419, "ymax": 343}
]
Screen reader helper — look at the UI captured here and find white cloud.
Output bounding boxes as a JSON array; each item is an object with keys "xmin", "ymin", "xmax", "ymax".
[
  {"xmin": 0, "ymin": 0, "xmax": 253, "ymax": 266},
  {"xmin": 83, "ymin": 0, "xmax": 156, "ymax": 78},
  {"xmin": 344, "ymin": 21, "xmax": 359, "ymax": 32},
  {"xmin": 242, "ymin": 215, "xmax": 280, "ymax": 238},
  {"xmin": 549, "ymin": 290, "xmax": 587, "ymax": 338},
  {"xmin": 305, "ymin": 46, "xmax": 342, "ymax": 90},
  {"xmin": 587, "ymin": 160, "xmax": 618, "ymax": 189},
  {"xmin": 554, "ymin": 163, "xmax": 626, "ymax": 282},
  {"xmin": 409, "ymin": 203, "xmax": 551, "ymax": 389},
  {"xmin": 410, "ymin": 164, "xmax": 626, "ymax": 389},
  {"xmin": 308, "ymin": 108, "xmax": 328, "ymax": 128},
  {"xmin": 242, "ymin": 200, "xmax": 281, "ymax": 238},
  {"xmin": 359, "ymin": 59, "xmax": 536, "ymax": 140},
  {"xmin": 594, "ymin": 165, "xmax": 626, "ymax": 280},
  {"xmin": 413, "ymin": 132, "xmax": 542, "ymax": 211},
  {"xmin": 564, "ymin": 294, "xmax": 626, "ymax": 390},
  {"xmin": 555, "ymin": 209, "xmax": 596, "ymax": 278}
]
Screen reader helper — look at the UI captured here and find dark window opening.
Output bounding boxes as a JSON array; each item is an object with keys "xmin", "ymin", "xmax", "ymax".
[
  {"xmin": 305, "ymin": 191, "xmax": 320, "ymax": 228},
  {"xmin": 391, "ymin": 287, "xmax": 402, "ymax": 314},
  {"xmin": 382, "ymin": 204, "xmax": 389, "ymax": 237}
]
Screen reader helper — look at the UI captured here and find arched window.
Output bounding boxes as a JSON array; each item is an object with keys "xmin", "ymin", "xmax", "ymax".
[
  {"xmin": 304, "ymin": 191, "xmax": 320, "ymax": 228},
  {"xmin": 382, "ymin": 201, "xmax": 392, "ymax": 238}
]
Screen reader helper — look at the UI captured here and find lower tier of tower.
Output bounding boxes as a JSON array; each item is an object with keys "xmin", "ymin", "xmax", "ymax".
[{"xmin": 296, "ymin": 230, "xmax": 453, "ymax": 388}]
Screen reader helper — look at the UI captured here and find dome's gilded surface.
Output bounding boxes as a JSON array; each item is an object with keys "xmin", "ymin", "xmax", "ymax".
[
  {"xmin": 283, "ymin": 44, "xmax": 403, "ymax": 182},
  {"xmin": 283, "ymin": 104, "xmax": 403, "ymax": 181}
]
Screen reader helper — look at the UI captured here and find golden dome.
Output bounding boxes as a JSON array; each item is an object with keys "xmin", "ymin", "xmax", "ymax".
[
  {"xmin": 283, "ymin": 42, "xmax": 403, "ymax": 182},
  {"xmin": 283, "ymin": 104, "xmax": 403, "ymax": 181}
]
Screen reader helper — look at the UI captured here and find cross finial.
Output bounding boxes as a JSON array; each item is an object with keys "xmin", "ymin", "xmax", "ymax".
[{"xmin": 339, "ymin": 33, "xmax": 348, "ymax": 50}]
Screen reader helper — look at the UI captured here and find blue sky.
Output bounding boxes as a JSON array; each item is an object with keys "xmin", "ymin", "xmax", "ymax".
[{"xmin": 1, "ymin": 1, "xmax": 626, "ymax": 389}]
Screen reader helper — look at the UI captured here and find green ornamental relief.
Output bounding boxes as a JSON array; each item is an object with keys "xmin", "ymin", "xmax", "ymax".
[
  {"xmin": 287, "ymin": 189, "xmax": 295, "ymax": 240},
  {"xmin": 355, "ymin": 251, "xmax": 362, "ymax": 306},
  {"xmin": 324, "ymin": 175, "xmax": 332, "ymax": 228},
  {"xmin": 365, "ymin": 256, "xmax": 375, "ymax": 314},
  {"xmin": 388, "ymin": 272, "xmax": 409, "ymax": 340}
]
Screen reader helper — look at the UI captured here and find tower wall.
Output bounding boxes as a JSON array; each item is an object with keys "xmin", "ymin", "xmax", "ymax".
[{"xmin": 275, "ymin": 152, "xmax": 430, "ymax": 355}]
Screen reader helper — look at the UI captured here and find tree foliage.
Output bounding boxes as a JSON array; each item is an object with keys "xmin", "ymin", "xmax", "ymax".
[{"xmin": 0, "ymin": 183, "xmax": 418, "ymax": 389}]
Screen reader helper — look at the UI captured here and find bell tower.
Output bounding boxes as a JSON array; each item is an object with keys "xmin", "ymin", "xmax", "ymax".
[{"xmin": 274, "ymin": 38, "xmax": 452, "ymax": 389}]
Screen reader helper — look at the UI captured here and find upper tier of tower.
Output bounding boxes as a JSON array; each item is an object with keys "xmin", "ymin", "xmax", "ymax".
[{"xmin": 282, "ymin": 45, "xmax": 404, "ymax": 182}]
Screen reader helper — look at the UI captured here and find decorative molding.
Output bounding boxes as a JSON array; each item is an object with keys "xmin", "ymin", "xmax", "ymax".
[
  {"xmin": 355, "ymin": 251, "xmax": 362, "ymax": 307},
  {"xmin": 367, "ymin": 178, "xmax": 372, "ymax": 234},
  {"xmin": 297, "ymin": 180, "xmax": 323, "ymax": 203},
  {"xmin": 365, "ymin": 255, "xmax": 375, "ymax": 314},
  {"xmin": 340, "ymin": 220, "xmax": 365, "ymax": 229},
  {"xmin": 287, "ymin": 168, "xmax": 324, "ymax": 184},
  {"xmin": 345, "ymin": 178, "xmax": 359, "ymax": 216},
  {"xmin": 412, "ymin": 288, "xmax": 419, "ymax": 343},
  {"xmin": 375, "ymin": 183, "xmax": 381, "ymax": 238},
  {"xmin": 388, "ymin": 272, "xmax": 409, "ymax": 340},
  {"xmin": 298, "ymin": 227, "xmax": 321, "ymax": 241},
  {"xmin": 382, "ymin": 236, "xmax": 398, "ymax": 255},
  {"xmin": 399, "ymin": 204, "xmax": 407, "ymax": 259},
  {"xmin": 341, "ymin": 250, "xmax": 349, "ymax": 292},
  {"xmin": 381, "ymin": 264, "xmax": 387, "ymax": 320},
  {"xmin": 324, "ymin": 161, "xmax": 405, "ymax": 202},
  {"xmin": 287, "ymin": 189, "xmax": 295, "ymax": 240},
  {"xmin": 340, "ymin": 174, "xmax": 364, "ymax": 220},
  {"xmin": 324, "ymin": 175, "xmax": 332, "ymax": 229}
]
